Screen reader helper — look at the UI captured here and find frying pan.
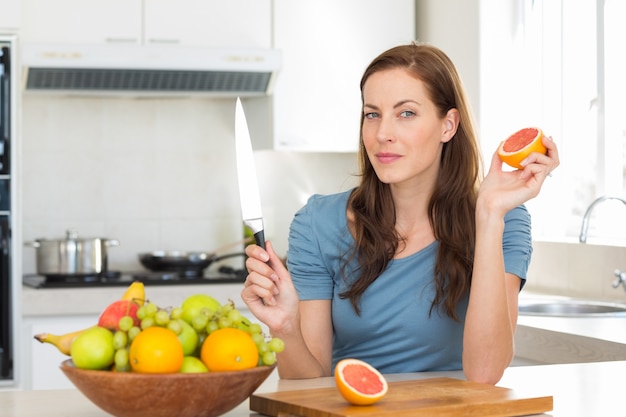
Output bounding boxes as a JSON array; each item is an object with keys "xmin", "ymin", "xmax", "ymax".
[{"xmin": 138, "ymin": 251, "xmax": 245, "ymax": 277}]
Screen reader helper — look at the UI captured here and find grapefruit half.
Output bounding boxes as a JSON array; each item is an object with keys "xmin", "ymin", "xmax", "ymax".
[
  {"xmin": 334, "ymin": 358, "xmax": 388, "ymax": 405},
  {"xmin": 497, "ymin": 127, "xmax": 547, "ymax": 169}
]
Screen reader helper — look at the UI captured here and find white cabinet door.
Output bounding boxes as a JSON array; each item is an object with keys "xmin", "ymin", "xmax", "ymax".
[
  {"xmin": 21, "ymin": 0, "xmax": 142, "ymax": 44},
  {"xmin": 144, "ymin": 0, "xmax": 272, "ymax": 48},
  {"xmin": 0, "ymin": 0, "xmax": 20, "ymax": 30},
  {"xmin": 23, "ymin": 315, "xmax": 97, "ymax": 390},
  {"xmin": 272, "ymin": 0, "xmax": 415, "ymax": 152},
  {"xmin": 21, "ymin": 0, "xmax": 271, "ymax": 48}
]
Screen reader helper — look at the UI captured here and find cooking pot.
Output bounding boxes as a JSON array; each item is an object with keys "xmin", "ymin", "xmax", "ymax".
[
  {"xmin": 25, "ymin": 230, "xmax": 119, "ymax": 276},
  {"xmin": 138, "ymin": 251, "xmax": 245, "ymax": 277}
]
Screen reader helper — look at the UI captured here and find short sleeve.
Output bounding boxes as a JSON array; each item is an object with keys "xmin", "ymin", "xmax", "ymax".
[
  {"xmin": 287, "ymin": 195, "xmax": 335, "ymax": 300},
  {"xmin": 502, "ymin": 205, "xmax": 533, "ymax": 289}
]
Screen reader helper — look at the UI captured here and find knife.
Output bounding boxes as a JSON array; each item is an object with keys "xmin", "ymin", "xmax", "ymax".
[{"xmin": 235, "ymin": 97, "xmax": 265, "ymax": 250}]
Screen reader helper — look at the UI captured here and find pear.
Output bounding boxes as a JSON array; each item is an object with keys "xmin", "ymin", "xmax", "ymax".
[{"xmin": 70, "ymin": 326, "xmax": 115, "ymax": 370}]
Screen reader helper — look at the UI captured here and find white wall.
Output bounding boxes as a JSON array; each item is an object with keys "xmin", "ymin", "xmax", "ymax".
[
  {"xmin": 415, "ymin": 0, "xmax": 480, "ymax": 123},
  {"xmin": 21, "ymin": 96, "xmax": 358, "ymax": 274}
]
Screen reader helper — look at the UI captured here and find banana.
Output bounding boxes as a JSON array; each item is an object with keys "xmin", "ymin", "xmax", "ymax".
[
  {"xmin": 120, "ymin": 281, "xmax": 145, "ymax": 306},
  {"xmin": 33, "ymin": 326, "xmax": 96, "ymax": 356}
]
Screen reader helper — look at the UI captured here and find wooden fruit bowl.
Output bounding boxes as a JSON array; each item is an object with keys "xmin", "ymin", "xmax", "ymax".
[{"xmin": 60, "ymin": 360, "xmax": 276, "ymax": 417}]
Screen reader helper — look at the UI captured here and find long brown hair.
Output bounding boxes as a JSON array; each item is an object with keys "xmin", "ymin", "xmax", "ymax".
[{"xmin": 342, "ymin": 43, "xmax": 482, "ymax": 320}]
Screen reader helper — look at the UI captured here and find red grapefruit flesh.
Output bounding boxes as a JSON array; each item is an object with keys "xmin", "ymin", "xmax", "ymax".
[
  {"xmin": 497, "ymin": 127, "xmax": 547, "ymax": 169},
  {"xmin": 334, "ymin": 358, "xmax": 388, "ymax": 405}
]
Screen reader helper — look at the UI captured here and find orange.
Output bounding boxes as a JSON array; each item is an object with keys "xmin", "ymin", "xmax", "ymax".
[
  {"xmin": 334, "ymin": 358, "xmax": 388, "ymax": 405},
  {"xmin": 200, "ymin": 328, "xmax": 258, "ymax": 372},
  {"xmin": 129, "ymin": 326, "xmax": 184, "ymax": 374},
  {"xmin": 497, "ymin": 127, "xmax": 547, "ymax": 169}
]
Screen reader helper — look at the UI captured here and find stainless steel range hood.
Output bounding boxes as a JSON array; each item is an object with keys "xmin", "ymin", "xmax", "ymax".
[{"xmin": 21, "ymin": 44, "xmax": 281, "ymax": 97}]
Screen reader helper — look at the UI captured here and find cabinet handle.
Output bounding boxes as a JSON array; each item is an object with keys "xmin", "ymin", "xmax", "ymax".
[
  {"xmin": 105, "ymin": 38, "xmax": 140, "ymax": 44},
  {"xmin": 146, "ymin": 39, "xmax": 180, "ymax": 45}
]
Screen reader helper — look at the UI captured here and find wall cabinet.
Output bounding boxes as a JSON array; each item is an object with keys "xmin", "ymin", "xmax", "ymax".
[
  {"xmin": 0, "ymin": 0, "xmax": 20, "ymax": 30},
  {"xmin": 144, "ymin": 0, "xmax": 271, "ymax": 48},
  {"xmin": 21, "ymin": 0, "xmax": 271, "ymax": 48},
  {"xmin": 272, "ymin": 0, "xmax": 415, "ymax": 152},
  {"xmin": 21, "ymin": 0, "xmax": 141, "ymax": 45}
]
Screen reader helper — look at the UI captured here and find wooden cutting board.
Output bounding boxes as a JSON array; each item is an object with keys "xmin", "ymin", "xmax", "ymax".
[{"xmin": 250, "ymin": 377, "xmax": 553, "ymax": 417}]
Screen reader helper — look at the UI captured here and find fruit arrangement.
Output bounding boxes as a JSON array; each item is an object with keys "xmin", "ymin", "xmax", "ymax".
[{"xmin": 34, "ymin": 281, "xmax": 284, "ymax": 374}]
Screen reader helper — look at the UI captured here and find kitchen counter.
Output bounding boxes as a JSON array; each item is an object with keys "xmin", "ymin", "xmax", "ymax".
[
  {"xmin": 519, "ymin": 291, "xmax": 626, "ymax": 344},
  {"xmin": 514, "ymin": 292, "xmax": 626, "ymax": 364},
  {"xmin": 2, "ymin": 361, "xmax": 625, "ymax": 416}
]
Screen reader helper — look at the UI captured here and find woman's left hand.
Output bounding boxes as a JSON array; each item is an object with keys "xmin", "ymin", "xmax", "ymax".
[{"xmin": 479, "ymin": 135, "xmax": 560, "ymax": 215}]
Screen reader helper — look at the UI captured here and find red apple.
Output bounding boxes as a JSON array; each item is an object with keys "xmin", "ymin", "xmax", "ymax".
[{"xmin": 98, "ymin": 300, "xmax": 140, "ymax": 331}]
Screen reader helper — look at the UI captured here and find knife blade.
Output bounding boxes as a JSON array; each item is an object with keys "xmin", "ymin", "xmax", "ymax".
[{"xmin": 235, "ymin": 97, "xmax": 265, "ymax": 249}]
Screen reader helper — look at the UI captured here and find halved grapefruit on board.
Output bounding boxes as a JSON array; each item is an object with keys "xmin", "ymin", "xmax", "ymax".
[
  {"xmin": 497, "ymin": 127, "xmax": 547, "ymax": 169},
  {"xmin": 334, "ymin": 358, "xmax": 388, "ymax": 405}
]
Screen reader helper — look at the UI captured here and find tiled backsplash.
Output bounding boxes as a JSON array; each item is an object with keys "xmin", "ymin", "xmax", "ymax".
[
  {"xmin": 21, "ymin": 96, "xmax": 358, "ymax": 273},
  {"xmin": 20, "ymin": 96, "xmax": 626, "ymax": 303}
]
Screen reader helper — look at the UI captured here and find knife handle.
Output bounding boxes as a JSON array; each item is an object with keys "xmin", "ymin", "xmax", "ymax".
[{"xmin": 254, "ymin": 230, "xmax": 266, "ymax": 250}]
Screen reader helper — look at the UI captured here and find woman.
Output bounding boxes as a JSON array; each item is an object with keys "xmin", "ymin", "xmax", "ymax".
[{"xmin": 241, "ymin": 43, "xmax": 559, "ymax": 384}]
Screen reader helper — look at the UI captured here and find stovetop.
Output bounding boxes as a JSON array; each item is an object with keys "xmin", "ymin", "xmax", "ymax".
[{"xmin": 23, "ymin": 267, "xmax": 247, "ymax": 289}]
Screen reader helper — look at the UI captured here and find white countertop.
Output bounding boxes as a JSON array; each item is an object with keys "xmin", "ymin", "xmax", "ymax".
[
  {"xmin": 22, "ymin": 283, "xmax": 247, "ymax": 317},
  {"xmin": 2, "ymin": 361, "xmax": 625, "ymax": 416}
]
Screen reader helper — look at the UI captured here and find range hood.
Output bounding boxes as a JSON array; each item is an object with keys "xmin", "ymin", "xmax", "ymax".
[{"xmin": 21, "ymin": 43, "xmax": 281, "ymax": 97}]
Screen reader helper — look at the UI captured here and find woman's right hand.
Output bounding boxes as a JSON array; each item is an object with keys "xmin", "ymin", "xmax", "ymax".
[{"xmin": 240, "ymin": 240, "xmax": 300, "ymax": 335}]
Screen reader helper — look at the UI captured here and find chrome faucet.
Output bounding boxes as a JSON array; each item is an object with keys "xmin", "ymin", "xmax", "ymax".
[
  {"xmin": 614, "ymin": 270, "xmax": 626, "ymax": 292},
  {"xmin": 579, "ymin": 196, "xmax": 626, "ymax": 243}
]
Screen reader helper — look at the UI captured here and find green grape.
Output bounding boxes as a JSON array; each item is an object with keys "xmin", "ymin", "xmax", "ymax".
[
  {"xmin": 268, "ymin": 337, "xmax": 285, "ymax": 353},
  {"xmin": 237, "ymin": 316, "xmax": 251, "ymax": 332},
  {"xmin": 144, "ymin": 302, "xmax": 158, "ymax": 317},
  {"xmin": 199, "ymin": 307, "xmax": 215, "ymax": 320},
  {"xmin": 141, "ymin": 316, "xmax": 155, "ymax": 330},
  {"xmin": 167, "ymin": 319, "xmax": 183, "ymax": 335},
  {"xmin": 227, "ymin": 309, "xmax": 243, "ymax": 324},
  {"xmin": 257, "ymin": 341, "xmax": 269, "ymax": 354},
  {"xmin": 155, "ymin": 309, "xmax": 170, "ymax": 326},
  {"xmin": 261, "ymin": 351, "xmax": 277, "ymax": 366},
  {"xmin": 206, "ymin": 320, "xmax": 219, "ymax": 334},
  {"xmin": 248, "ymin": 323, "xmax": 263, "ymax": 335},
  {"xmin": 114, "ymin": 348, "xmax": 130, "ymax": 372},
  {"xmin": 136, "ymin": 305, "xmax": 148, "ymax": 320},
  {"xmin": 170, "ymin": 307, "xmax": 184, "ymax": 320},
  {"xmin": 251, "ymin": 333, "xmax": 265, "ymax": 346},
  {"xmin": 128, "ymin": 326, "xmax": 141, "ymax": 342},
  {"xmin": 112, "ymin": 330, "xmax": 128, "ymax": 350},
  {"xmin": 118, "ymin": 315, "xmax": 135, "ymax": 332},
  {"xmin": 197, "ymin": 333, "xmax": 207, "ymax": 347},
  {"xmin": 191, "ymin": 314, "xmax": 209, "ymax": 332},
  {"xmin": 220, "ymin": 302, "xmax": 234, "ymax": 315},
  {"xmin": 218, "ymin": 316, "xmax": 232, "ymax": 329}
]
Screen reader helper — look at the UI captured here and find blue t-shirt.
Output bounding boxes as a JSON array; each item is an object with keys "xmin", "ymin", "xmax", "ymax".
[{"xmin": 286, "ymin": 190, "xmax": 532, "ymax": 374}]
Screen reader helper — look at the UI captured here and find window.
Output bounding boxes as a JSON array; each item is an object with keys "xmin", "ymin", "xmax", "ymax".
[{"xmin": 481, "ymin": 0, "xmax": 626, "ymax": 244}]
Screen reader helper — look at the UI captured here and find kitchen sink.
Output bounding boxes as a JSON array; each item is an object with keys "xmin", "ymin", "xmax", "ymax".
[{"xmin": 518, "ymin": 300, "xmax": 626, "ymax": 317}]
